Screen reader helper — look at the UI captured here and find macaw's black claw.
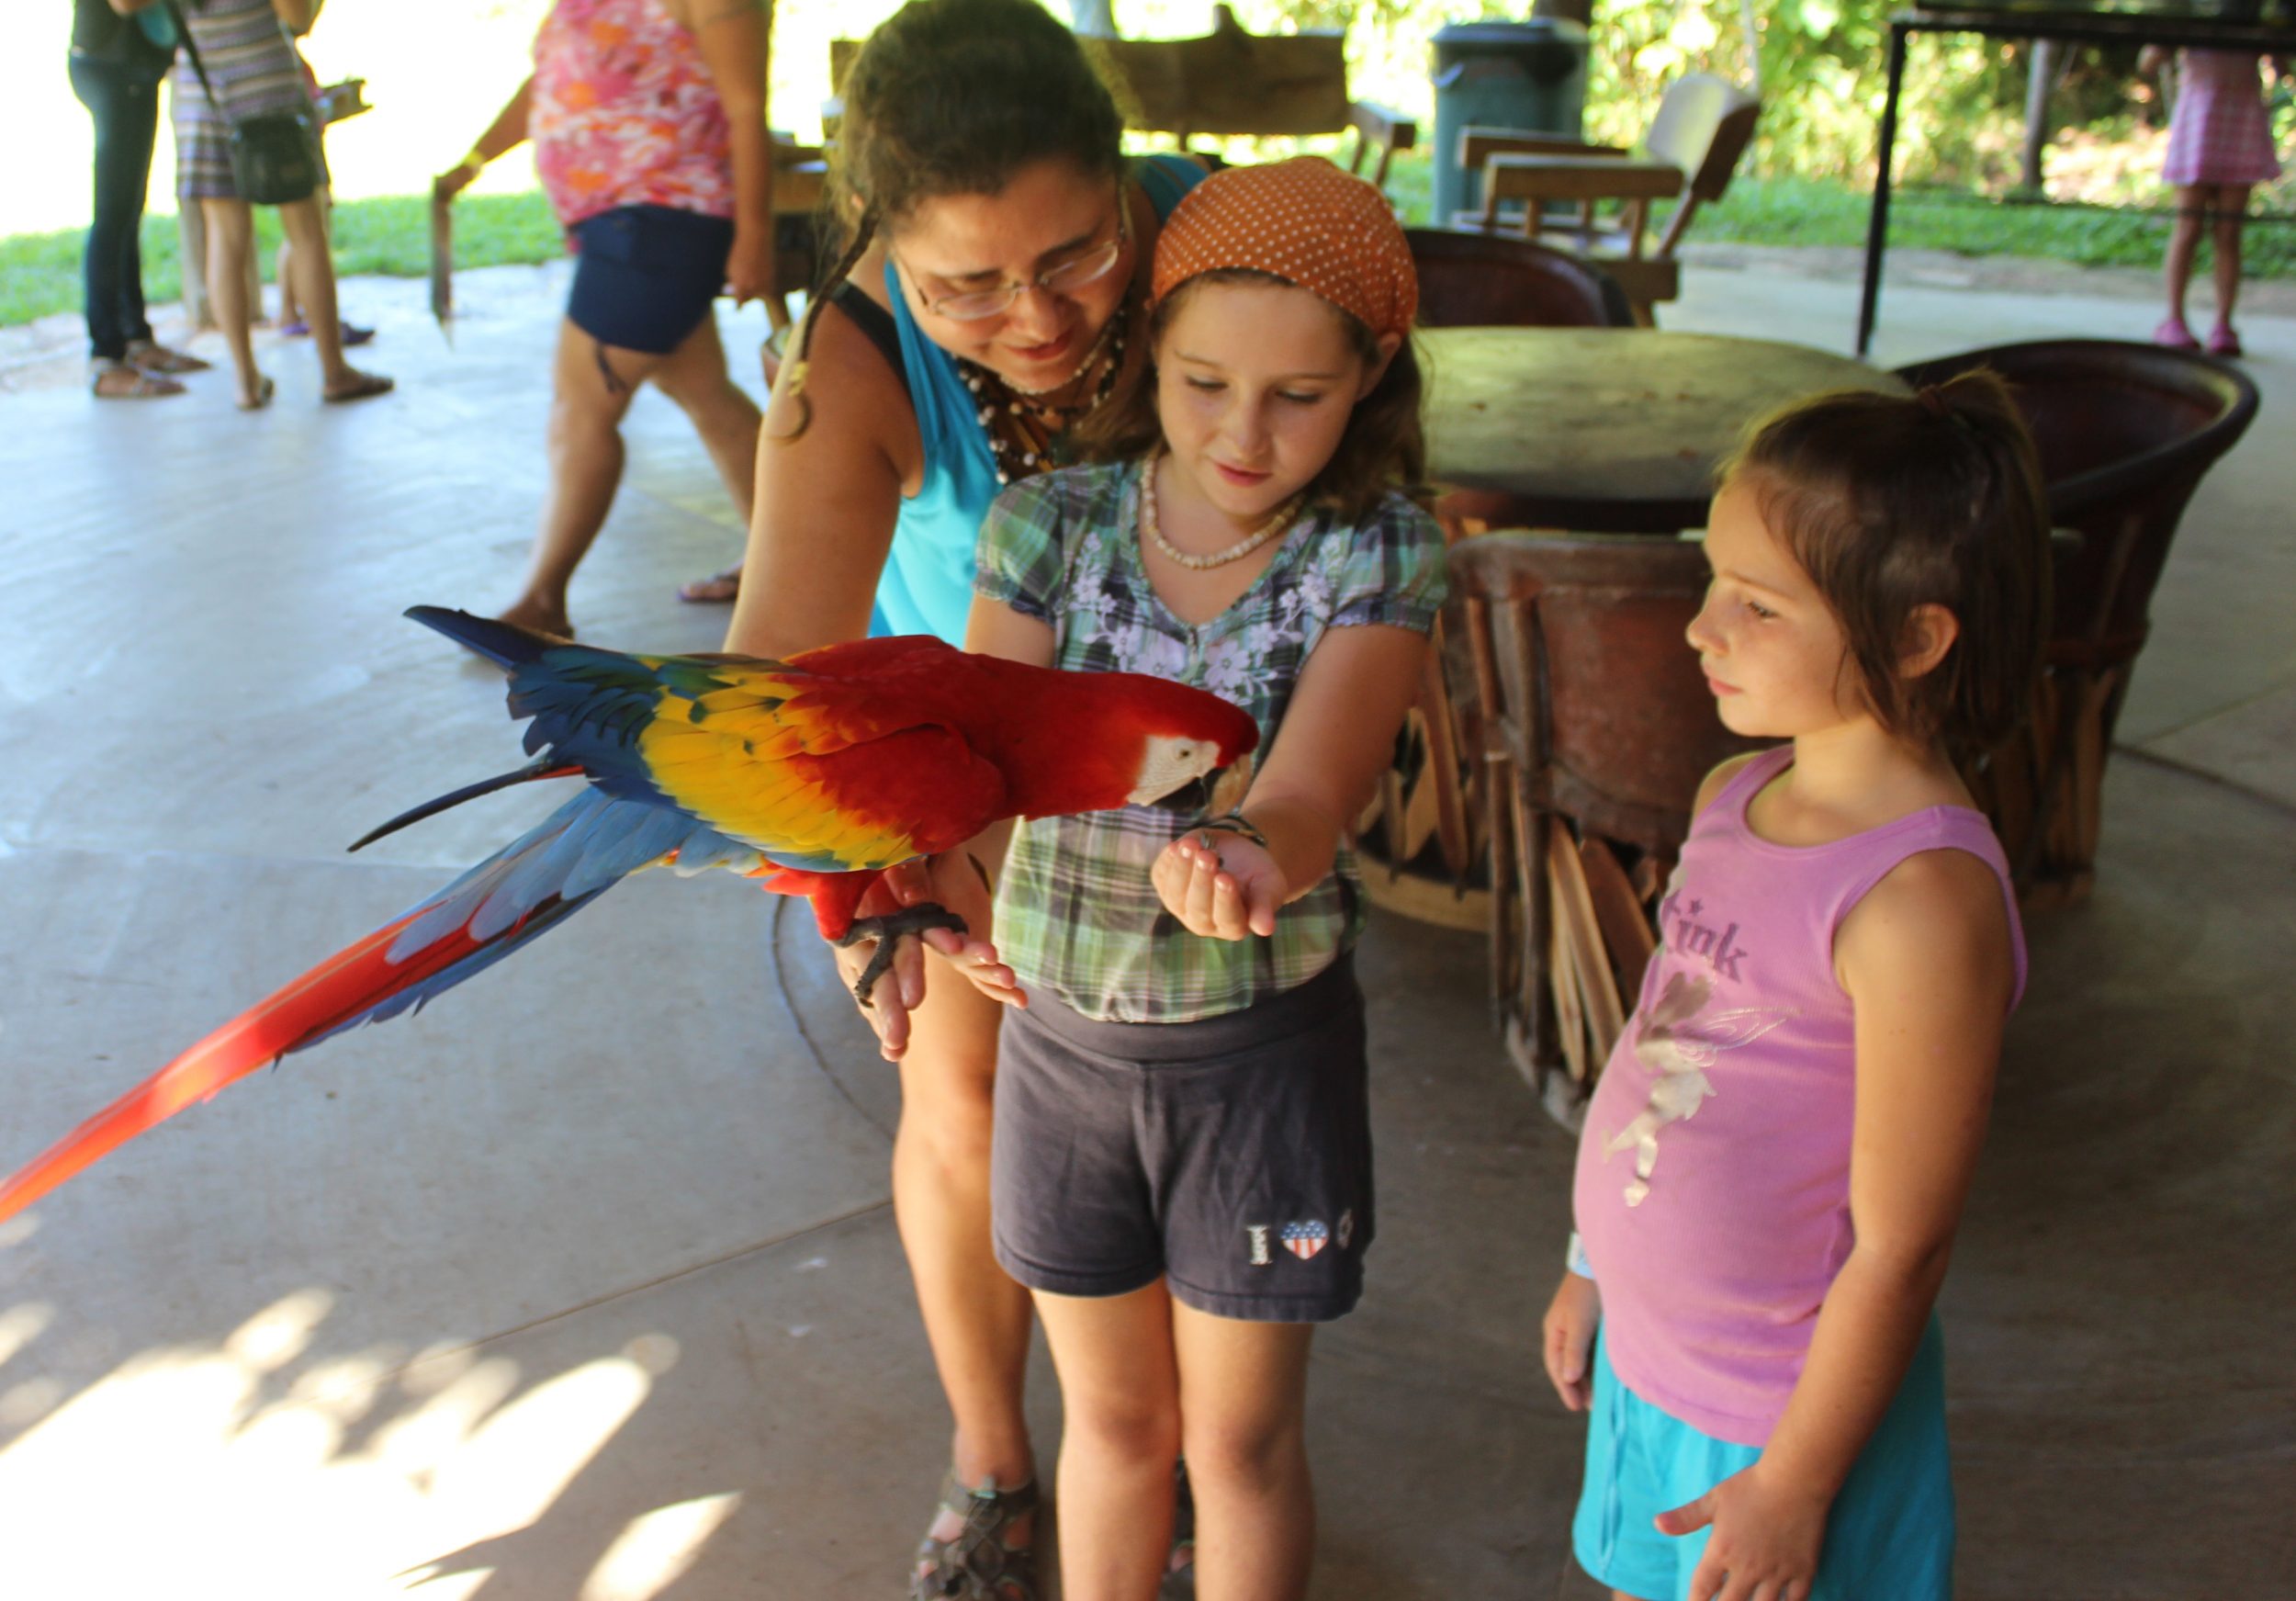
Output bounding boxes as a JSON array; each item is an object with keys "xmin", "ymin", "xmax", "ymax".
[{"xmin": 834, "ymin": 903, "xmax": 970, "ymax": 1009}]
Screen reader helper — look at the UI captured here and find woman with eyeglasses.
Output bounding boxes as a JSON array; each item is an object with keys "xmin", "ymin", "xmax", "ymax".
[{"xmin": 719, "ymin": 2, "xmax": 1206, "ymax": 1595}]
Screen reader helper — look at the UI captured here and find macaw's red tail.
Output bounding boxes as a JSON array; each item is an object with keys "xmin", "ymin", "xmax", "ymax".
[{"xmin": 0, "ymin": 882, "xmax": 596, "ymax": 1228}]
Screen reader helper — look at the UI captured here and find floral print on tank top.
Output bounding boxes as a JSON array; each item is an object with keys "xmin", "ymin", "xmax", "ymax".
[{"xmin": 531, "ymin": 0, "xmax": 735, "ymax": 231}]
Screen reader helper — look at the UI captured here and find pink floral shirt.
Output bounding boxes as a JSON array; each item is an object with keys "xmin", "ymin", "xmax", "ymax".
[{"xmin": 531, "ymin": 0, "xmax": 736, "ymax": 230}]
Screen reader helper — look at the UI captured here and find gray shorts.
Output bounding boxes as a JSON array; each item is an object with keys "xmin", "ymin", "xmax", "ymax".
[{"xmin": 991, "ymin": 955, "xmax": 1373, "ymax": 1323}]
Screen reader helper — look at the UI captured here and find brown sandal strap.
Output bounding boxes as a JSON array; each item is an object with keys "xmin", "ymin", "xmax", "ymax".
[{"xmin": 910, "ymin": 1472, "xmax": 1041, "ymax": 1601}]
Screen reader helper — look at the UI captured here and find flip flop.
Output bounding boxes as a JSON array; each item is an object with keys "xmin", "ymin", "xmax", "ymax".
[
  {"xmin": 236, "ymin": 375, "xmax": 276, "ymax": 412},
  {"xmin": 323, "ymin": 371, "xmax": 395, "ymax": 404},
  {"xmin": 284, "ymin": 321, "xmax": 377, "ymax": 347},
  {"xmin": 677, "ymin": 566, "xmax": 744, "ymax": 604}
]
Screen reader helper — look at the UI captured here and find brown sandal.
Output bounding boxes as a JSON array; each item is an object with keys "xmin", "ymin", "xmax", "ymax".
[
  {"xmin": 91, "ymin": 359, "xmax": 184, "ymax": 400},
  {"xmin": 124, "ymin": 339, "xmax": 210, "ymax": 375},
  {"xmin": 910, "ymin": 1471, "xmax": 1041, "ymax": 1601}
]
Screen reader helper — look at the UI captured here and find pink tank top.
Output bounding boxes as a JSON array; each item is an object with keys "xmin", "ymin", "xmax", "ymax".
[
  {"xmin": 1572, "ymin": 746, "xmax": 2025, "ymax": 1446},
  {"xmin": 530, "ymin": 0, "xmax": 736, "ymax": 230}
]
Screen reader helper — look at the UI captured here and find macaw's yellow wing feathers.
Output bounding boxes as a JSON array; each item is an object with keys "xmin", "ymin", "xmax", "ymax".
[{"xmin": 642, "ymin": 705, "xmax": 1006, "ymax": 874}]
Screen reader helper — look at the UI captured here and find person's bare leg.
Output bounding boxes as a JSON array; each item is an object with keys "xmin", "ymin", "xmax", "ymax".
[
  {"xmin": 2212, "ymin": 183, "xmax": 2251, "ymax": 332},
  {"xmin": 276, "ymin": 235, "xmax": 299, "ymax": 325},
  {"xmin": 200, "ymin": 197, "xmax": 263, "ymax": 406},
  {"xmin": 497, "ymin": 319, "xmax": 665, "ymax": 637},
  {"xmin": 649, "ymin": 312, "xmax": 764, "ymax": 521},
  {"xmin": 1035, "ymin": 1281, "xmax": 1181, "ymax": 1601},
  {"xmin": 894, "ymin": 978, "xmax": 1040, "ymax": 1519},
  {"xmin": 2162, "ymin": 182, "xmax": 2204, "ymax": 333},
  {"xmin": 179, "ymin": 203, "xmax": 214, "ymax": 333},
  {"xmin": 659, "ymin": 313, "xmax": 764, "ymax": 603},
  {"xmin": 1172, "ymin": 1302, "xmax": 1315, "ymax": 1601},
  {"xmin": 277, "ymin": 195, "xmax": 383, "ymax": 395}
]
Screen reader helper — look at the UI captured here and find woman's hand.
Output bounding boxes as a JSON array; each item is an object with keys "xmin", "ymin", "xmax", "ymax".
[
  {"xmin": 433, "ymin": 160, "xmax": 479, "ymax": 204},
  {"xmin": 1541, "ymin": 1270, "xmax": 1602, "ymax": 1412},
  {"xmin": 1657, "ymin": 1461, "xmax": 1829, "ymax": 1601},
  {"xmin": 831, "ymin": 853, "xmax": 1019, "ymax": 1062},
  {"xmin": 723, "ymin": 220, "xmax": 774, "ymax": 307},
  {"xmin": 1153, "ymin": 829, "xmax": 1286, "ymax": 941}
]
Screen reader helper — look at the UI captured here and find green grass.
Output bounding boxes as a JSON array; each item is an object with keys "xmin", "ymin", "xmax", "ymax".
[
  {"xmin": 7, "ymin": 162, "xmax": 2292, "ymax": 330},
  {"xmin": 0, "ymin": 190, "xmax": 562, "ymax": 329},
  {"xmin": 1373, "ymin": 152, "xmax": 2296, "ymax": 279},
  {"xmin": 1674, "ymin": 173, "xmax": 2296, "ymax": 277}
]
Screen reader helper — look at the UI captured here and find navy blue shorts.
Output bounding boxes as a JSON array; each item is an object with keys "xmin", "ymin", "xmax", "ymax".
[
  {"xmin": 565, "ymin": 204, "xmax": 732, "ymax": 355},
  {"xmin": 991, "ymin": 955, "xmax": 1373, "ymax": 1324}
]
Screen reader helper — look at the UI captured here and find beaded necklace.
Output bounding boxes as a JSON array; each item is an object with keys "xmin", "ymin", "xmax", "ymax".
[
  {"xmin": 955, "ymin": 314, "xmax": 1126, "ymax": 485},
  {"xmin": 1138, "ymin": 455, "xmax": 1304, "ymax": 570}
]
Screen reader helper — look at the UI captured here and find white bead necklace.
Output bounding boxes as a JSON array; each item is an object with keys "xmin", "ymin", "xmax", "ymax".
[{"xmin": 1138, "ymin": 457, "xmax": 1304, "ymax": 571}]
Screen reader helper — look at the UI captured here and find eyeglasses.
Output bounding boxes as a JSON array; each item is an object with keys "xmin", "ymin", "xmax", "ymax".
[{"xmin": 898, "ymin": 190, "xmax": 1131, "ymax": 322}]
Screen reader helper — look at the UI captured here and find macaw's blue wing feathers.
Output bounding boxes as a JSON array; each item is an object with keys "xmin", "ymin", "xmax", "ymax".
[{"xmin": 403, "ymin": 604, "xmax": 564, "ymax": 674}]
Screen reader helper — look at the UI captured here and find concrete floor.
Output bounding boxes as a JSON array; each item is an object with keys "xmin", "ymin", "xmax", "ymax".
[{"xmin": 0, "ymin": 250, "xmax": 2289, "ymax": 1600}]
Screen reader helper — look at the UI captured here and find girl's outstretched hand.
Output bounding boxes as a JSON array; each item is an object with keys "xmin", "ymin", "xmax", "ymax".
[
  {"xmin": 1154, "ymin": 829, "xmax": 1286, "ymax": 940},
  {"xmin": 830, "ymin": 853, "xmax": 1020, "ymax": 1063},
  {"xmin": 1542, "ymin": 1270, "xmax": 1601, "ymax": 1412},
  {"xmin": 1657, "ymin": 1461, "xmax": 1829, "ymax": 1601}
]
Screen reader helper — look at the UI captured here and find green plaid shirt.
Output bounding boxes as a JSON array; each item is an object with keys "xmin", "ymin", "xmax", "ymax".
[{"xmin": 975, "ymin": 457, "xmax": 1447, "ymax": 1023}]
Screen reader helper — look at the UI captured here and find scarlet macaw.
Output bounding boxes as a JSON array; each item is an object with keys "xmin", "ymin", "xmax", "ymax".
[{"xmin": 0, "ymin": 607, "xmax": 1257, "ymax": 1224}]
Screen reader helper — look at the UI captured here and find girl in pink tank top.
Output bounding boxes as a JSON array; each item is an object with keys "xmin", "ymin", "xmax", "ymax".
[{"xmin": 1543, "ymin": 375, "xmax": 2054, "ymax": 1601}]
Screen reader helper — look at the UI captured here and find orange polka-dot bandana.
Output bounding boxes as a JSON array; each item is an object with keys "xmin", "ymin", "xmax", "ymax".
[{"xmin": 1152, "ymin": 156, "xmax": 1418, "ymax": 339}]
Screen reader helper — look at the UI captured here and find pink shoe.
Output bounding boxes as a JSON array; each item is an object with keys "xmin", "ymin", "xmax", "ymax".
[
  {"xmin": 2154, "ymin": 317, "xmax": 2200, "ymax": 351},
  {"xmin": 2208, "ymin": 324, "xmax": 2243, "ymax": 358}
]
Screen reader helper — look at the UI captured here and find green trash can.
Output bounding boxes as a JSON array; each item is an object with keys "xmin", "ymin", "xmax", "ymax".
[{"xmin": 1430, "ymin": 19, "xmax": 1589, "ymax": 225}]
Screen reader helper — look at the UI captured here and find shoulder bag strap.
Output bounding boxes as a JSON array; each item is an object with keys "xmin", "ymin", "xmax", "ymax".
[{"xmin": 163, "ymin": 2, "xmax": 231, "ymax": 122}]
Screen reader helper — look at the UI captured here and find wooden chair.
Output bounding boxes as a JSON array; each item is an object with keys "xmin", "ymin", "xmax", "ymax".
[
  {"xmin": 1350, "ymin": 237, "xmax": 1629, "ymax": 927},
  {"xmin": 1460, "ymin": 73, "xmax": 1758, "ymax": 324},
  {"xmin": 1091, "ymin": 6, "xmax": 1416, "ymax": 195},
  {"xmin": 1447, "ymin": 533, "xmax": 1761, "ymax": 1102},
  {"xmin": 1407, "ymin": 227, "xmax": 1634, "ymax": 329},
  {"xmin": 1894, "ymin": 339, "xmax": 2259, "ymax": 905}
]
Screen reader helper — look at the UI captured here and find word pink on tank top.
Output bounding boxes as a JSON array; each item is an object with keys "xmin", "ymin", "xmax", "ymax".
[
  {"xmin": 531, "ymin": 0, "xmax": 737, "ymax": 231},
  {"xmin": 1572, "ymin": 746, "xmax": 2025, "ymax": 1447}
]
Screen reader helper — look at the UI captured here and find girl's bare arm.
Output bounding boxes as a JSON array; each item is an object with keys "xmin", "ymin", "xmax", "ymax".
[{"xmin": 1160, "ymin": 623, "xmax": 1428, "ymax": 939}]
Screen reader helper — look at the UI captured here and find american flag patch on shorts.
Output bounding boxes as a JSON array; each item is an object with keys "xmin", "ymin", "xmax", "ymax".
[{"xmin": 1282, "ymin": 1221, "xmax": 1330, "ymax": 1260}]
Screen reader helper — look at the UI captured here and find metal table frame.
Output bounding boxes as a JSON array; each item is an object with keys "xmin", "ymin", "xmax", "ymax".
[{"xmin": 1858, "ymin": 6, "xmax": 2296, "ymax": 355}]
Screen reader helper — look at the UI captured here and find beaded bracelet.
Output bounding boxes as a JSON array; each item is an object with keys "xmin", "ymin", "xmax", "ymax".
[{"xmin": 1195, "ymin": 808, "xmax": 1270, "ymax": 851}]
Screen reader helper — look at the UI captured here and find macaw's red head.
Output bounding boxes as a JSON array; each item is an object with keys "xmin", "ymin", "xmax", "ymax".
[
  {"xmin": 959, "ymin": 660, "xmax": 1260, "ymax": 826},
  {"xmin": 1115, "ymin": 678, "xmax": 1262, "ymax": 815}
]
